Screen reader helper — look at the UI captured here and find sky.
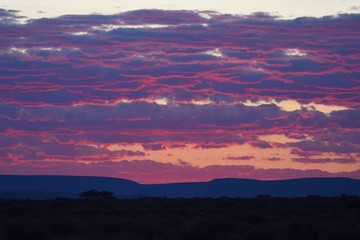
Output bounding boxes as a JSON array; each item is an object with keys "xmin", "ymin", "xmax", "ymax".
[
  {"xmin": 0, "ymin": 1, "xmax": 359, "ymax": 183},
  {"xmin": 1, "ymin": 0, "xmax": 360, "ymax": 20}
]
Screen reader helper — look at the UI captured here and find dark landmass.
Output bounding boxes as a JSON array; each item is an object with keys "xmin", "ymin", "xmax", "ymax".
[
  {"xmin": 1, "ymin": 175, "xmax": 360, "ymax": 199},
  {"xmin": 1, "ymin": 175, "xmax": 360, "ymax": 239},
  {"xmin": 0, "ymin": 196, "xmax": 359, "ymax": 240}
]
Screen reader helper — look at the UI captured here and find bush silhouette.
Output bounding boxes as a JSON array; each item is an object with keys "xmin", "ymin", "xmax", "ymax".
[{"xmin": 79, "ymin": 189, "xmax": 115, "ymax": 200}]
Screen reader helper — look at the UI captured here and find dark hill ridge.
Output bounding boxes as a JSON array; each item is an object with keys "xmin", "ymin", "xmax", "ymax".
[
  {"xmin": 0, "ymin": 175, "xmax": 360, "ymax": 199},
  {"xmin": 0, "ymin": 175, "xmax": 139, "ymax": 199},
  {"xmin": 143, "ymin": 177, "xmax": 360, "ymax": 198}
]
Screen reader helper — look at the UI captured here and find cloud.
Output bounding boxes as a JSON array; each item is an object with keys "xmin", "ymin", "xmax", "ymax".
[
  {"xmin": 0, "ymin": 11, "xmax": 359, "ymax": 107},
  {"xmin": 290, "ymin": 140, "xmax": 360, "ymax": 154},
  {"xmin": 0, "ymin": 136, "xmax": 145, "ymax": 162},
  {"xmin": 226, "ymin": 156, "xmax": 255, "ymax": 161},
  {"xmin": 290, "ymin": 149, "xmax": 322, "ymax": 157},
  {"xmin": 292, "ymin": 157, "xmax": 357, "ymax": 164},
  {"xmin": 177, "ymin": 159, "xmax": 191, "ymax": 166},
  {"xmin": 142, "ymin": 143, "xmax": 166, "ymax": 151},
  {"xmin": 195, "ymin": 144, "xmax": 228, "ymax": 149},
  {"xmin": 0, "ymin": 9, "xmax": 359, "ymax": 180},
  {"xmin": 0, "ymin": 9, "xmax": 25, "ymax": 24},
  {"xmin": 266, "ymin": 157, "xmax": 282, "ymax": 161},
  {"xmin": 250, "ymin": 141, "xmax": 272, "ymax": 149}
]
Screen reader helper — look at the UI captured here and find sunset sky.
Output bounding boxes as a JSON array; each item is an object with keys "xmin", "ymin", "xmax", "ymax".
[{"xmin": 0, "ymin": 1, "xmax": 359, "ymax": 183}]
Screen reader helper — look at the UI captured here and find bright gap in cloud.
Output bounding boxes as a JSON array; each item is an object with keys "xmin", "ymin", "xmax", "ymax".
[
  {"xmin": 92, "ymin": 24, "xmax": 172, "ymax": 31},
  {"xmin": 259, "ymin": 134, "xmax": 313, "ymax": 144},
  {"xmin": 191, "ymin": 99, "xmax": 213, "ymax": 105},
  {"xmin": 8, "ymin": 47, "xmax": 28, "ymax": 55},
  {"xmin": 205, "ymin": 48, "xmax": 223, "ymax": 58},
  {"xmin": 284, "ymin": 48, "xmax": 308, "ymax": 57},
  {"xmin": 91, "ymin": 23, "xmax": 208, "ymax": 32},
  {"xmin": 69, "ymin": 31, "xmax": 89, "ymax": 36},
  {"xmin": 6, "ymin": 47, "xmax": 79, "ymax": 55},
  {"xmin": 153, "ymin": 98, "xmax": 168, "ymax": 105},
  {"xmin": 75, "ymin": 98, "xmax": 350, "ymax": 112},
  {"xmin": 199, "ymin": 12, "xmax": 212, "ymax": 19},
  {"xmin": 243, "ymin": 99, "xmax": 349, "ymax": 115},
  {"xmin": 111, "ymin": 98, "xmax": 214, "ymax": 106}
]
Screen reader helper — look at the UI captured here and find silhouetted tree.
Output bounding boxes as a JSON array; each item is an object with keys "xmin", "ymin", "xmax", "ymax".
[{"xmin": 80, "ymin": 189, "xmax": 115, "ymax": 200}]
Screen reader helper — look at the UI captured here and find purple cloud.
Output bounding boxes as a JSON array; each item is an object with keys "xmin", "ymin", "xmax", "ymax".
[
  {"xmin": 142, "ymin": 143, "xmax": 166, "ymax": 151},
  {"xmin": 292, "ymin": 157, "xmax": 357, "ymax": 164},
  {"xmin": 226, "ymin": 156, "xmax": 255, "ymax": 161},
  {"xmin": 266, "ymin": 157, "xmax": 282, "ymax": 161}
]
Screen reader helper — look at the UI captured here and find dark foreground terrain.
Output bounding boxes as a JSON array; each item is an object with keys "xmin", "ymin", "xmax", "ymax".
[{"xmin": 1, "ymin": 196, "xmax": 360, "ymax": 240}]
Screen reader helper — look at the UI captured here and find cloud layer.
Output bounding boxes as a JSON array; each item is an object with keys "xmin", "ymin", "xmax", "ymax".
[{"xmin": 0, "ymin": 9, "xmax": 359, "ymax": 182}]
